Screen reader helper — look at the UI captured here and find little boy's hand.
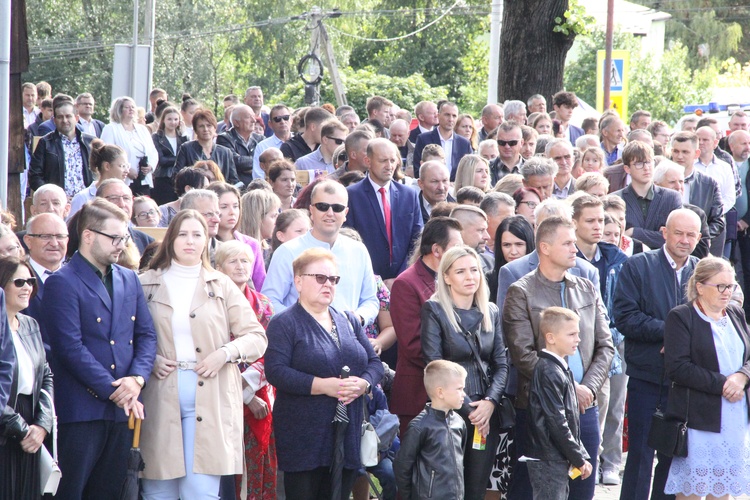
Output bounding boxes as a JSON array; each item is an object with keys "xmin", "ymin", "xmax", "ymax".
[{"xmin": 580, "ymin": 460, "xmax": 593, "ymax": 480}]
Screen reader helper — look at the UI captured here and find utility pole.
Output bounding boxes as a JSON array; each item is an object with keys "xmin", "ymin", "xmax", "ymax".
[
  {"xmin": 298, "ymin": 7, "xmax": 348, "ymax": 107},
  {"xmin": 130, "ymin": 0, "xmax": 139, "ymax": 100},
  {"xmin": 319, "ymin": 22, "xmax": 347, "ymax": 107},
  {"xmin": 604, "ymin": 0, "xmax": 614, "ymax": 111},
  {"xmin": 145, "ymin": 0, "xmax": 156, "ymax": 106},
  {"xmin": 487, "ymin": 0, "xmax": 503, "ymax": 104}
]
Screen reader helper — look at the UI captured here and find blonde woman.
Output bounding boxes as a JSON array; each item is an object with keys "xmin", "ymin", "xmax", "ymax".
[
  {"xmin": 240, "ymin": 189, "xmax": 281, "ymax": 267},
  {"xmin": 454, "ymin": 154, "xmax": 491, "ymax": 193},
  {"xmin": 421, "ymin": 245, "xmax": 509, "ymax": 500}
]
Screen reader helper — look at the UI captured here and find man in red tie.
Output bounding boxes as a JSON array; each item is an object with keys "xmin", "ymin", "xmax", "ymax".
[{"xmin": 344, "ymin": 138, "xmax": 424, "ymax": 283}]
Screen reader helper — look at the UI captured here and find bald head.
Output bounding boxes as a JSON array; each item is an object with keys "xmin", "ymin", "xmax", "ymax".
[
  {"xmin": 259, "ymin": 147, "xmax": 284, "ymax": 174},
  {"xmin": 666, "ymin": 208, "xmax": 700, "ymax": 231},
  {"xmin": 729, "ymin": 130, "xmax": 750, "ymax": 162},
  {"xmin": 389, "ymin": 119, "xmax": 410, "ymax": 147}
]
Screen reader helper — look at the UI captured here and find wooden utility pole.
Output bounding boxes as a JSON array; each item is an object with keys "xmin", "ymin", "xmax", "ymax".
[
  {"xmin": 604, "ymin": 0, "xmax": 615, "ymax": 111},
  {"xmin": 7, "ymin": 0, "xmax": 29, "ymax": 223}
]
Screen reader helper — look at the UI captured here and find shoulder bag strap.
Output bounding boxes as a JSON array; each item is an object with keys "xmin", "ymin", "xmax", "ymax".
[
  {"xmin": 39, "ymin": 388, "xmax": 57, "ymax": 461},
  {"xmin": 456, "ymin": 316, "xmax": 491, "ymax": 388}
]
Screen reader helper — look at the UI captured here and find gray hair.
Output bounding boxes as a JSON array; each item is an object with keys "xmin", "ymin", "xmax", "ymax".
[
  {"xmin": 534, "ymin": 198, "xmax": 572, "ymax": 224},
  {"xmin": 180, "ymin": 189, "xmax": 219, "ymax": 210},
  {"xmin": 575, "ymin": 134, "xmax": 599, "ymax": 150},
  {"xmin": 544, "ymin": 137, "xmax": 573, "ymax": 158},
  {"xmin": 628, "ymin": 128, "xmax": 653, "ymax": 143},
  {"xmin": 503, "ymin": 100, "xmax": 526, "ymax": 118},
  {"xmin": 32, "ymin": 184, "xmax": 67, "ymax": 206},
  {"xmin": 520, "ymin": 156, "xmax": 558, "ymax": 180},
  {"xmin": 653, "ymin": 159, "xmax": 685, "ymax": 185},
  {"xmin": 479, "ymin": 192, "xmax": 515, "ymax": 216},
  {"xmin": 230, "ymin": 104, "xmax": 253, "ymax": 126},
  {"xmin": 96, "ymin": 178, "xmax": 127, "ymax": 197},
  {"xmin": 109, "ymin": 96, "xmax": 136, "ymax": 123},
  {"xmin": 527, "ymin": 94, "xmax": 546, "ymax": 107},
  {"xmin": 535, "ymin": 134, "xmax": 555, "ymax": 155}
]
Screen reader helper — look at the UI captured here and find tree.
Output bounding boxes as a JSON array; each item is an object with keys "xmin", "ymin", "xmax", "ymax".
[{"xmin": 498, "ymin": 0, "xmax": 579, "ymax": 103}]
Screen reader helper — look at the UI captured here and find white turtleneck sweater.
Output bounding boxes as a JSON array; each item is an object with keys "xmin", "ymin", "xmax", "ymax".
[{"xmin": 163, "ymin": 260, "xmax": 201, "ymax": 362}]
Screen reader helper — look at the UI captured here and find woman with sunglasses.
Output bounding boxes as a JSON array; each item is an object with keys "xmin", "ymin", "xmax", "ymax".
[
  {"xmin": 0, "ymin": 256, "xmax": 54, "ymax": 498},
  {"xmin": 265, "ymin": 248, "xmax": 383, "ymax": 500},
  {"xmin": 138, "ymin": 210, "xmax": 268, "ymax": 499},
  {"xmin": 663, "ymin": 256, "xmax": 750, "ymax": 498}
]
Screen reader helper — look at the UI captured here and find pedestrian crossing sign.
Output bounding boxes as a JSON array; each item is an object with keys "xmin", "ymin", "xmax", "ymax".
[{"xmin": 596, "ymin": 50, "xmax": 629, "ymax": 119}]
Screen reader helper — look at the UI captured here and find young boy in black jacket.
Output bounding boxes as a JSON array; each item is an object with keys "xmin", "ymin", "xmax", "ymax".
[
  {"xmin": 527, "ymin": 307, "xmax": 593, "ymax": 500},
  {"xmin": 393, "ymin": 360, "xmax": 467, "ymax": 500}
]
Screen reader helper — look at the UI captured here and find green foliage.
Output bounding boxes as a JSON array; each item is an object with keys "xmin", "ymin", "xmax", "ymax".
[
  {"xmin": 553, "ymin": 0, "xmax": 595, "ymax": 37},
  {"xmin": 716, "ymin": 58, "xmax": 750, "ymax": 88},
  {"xmin": 271, "ymin": 68, "xmax": 449, "ymax": 117},
  {"xmin": 564, "ymin": 29, "xmax": 712, "ymax": 125}
]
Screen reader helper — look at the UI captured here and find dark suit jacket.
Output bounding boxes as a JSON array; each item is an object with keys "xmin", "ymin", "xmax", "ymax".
[
  {"xmin": 152, "ymin": 131, "xmax": 188, "ymax": 180},
  {"xmin": 687, "ymin": 170, "xmax": 725, "ymax": 240},
  {"xmin": 569, "ymin": 124, "xmax": 585, "ymax": 145},
  {"xmin": 22, "ymin": 266, "xmax": 49, "ymax": 354},
  {"xmin": 613, "ymin": 184, "xmax": 683, "ymax": 249},
  {"xmin": 280, "ymin": 134, "xmax": 314, "ymax": 162},
  {"xmin": 29, "ymin": 129, "xmax": 96, "ymax": 191},
  {"xmin": 43, "ymin": 252, "xmax": 157, "ymax": 424},
  {"xmin": 129, "ymin": 226, "xmax": 155, "ymax": 255},
  {"xmin": 344, "ymin": 177, "xmax": 424, "ymax": 280},
  {"xmin": 37, "ymin": 118, "xmax": 55, "ymax": 136},
  {"xmin": 665, "ymin": 303, "xmax": 750, "ymax": 432},
  {"xmin": 389, "ymin": 259, "xmax": 436, "ymax": 422},
  {"xmin": 413, "ymin": 128, "xmax": 473, "ymax": 180},
  {"xmin": 603, "ymin": 161, "xmax": 627, "ymax": 193},
  {"xmin": 174, "ymin": 140, "xmax": 239, "ymax": 185},
  {"xmin": 76, "ymin": 119, "xmax": 105, "ymax": 137},
  {"xmin": 408, "ymin": 126, "xmax": 429, "ymax": 145},
  {"xmin": 684, "ymin": 203, "xmax": 710, "ymax": 258},
  {"xmin": 418, "ymin": 191, "xmax": 456, "ymax": 222},
  {"xmin": 216, "ymin": 128, "xmax": 264, "ymax": 185}
]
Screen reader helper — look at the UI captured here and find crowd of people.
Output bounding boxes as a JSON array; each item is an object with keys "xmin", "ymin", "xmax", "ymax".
[{"xmin": 2, "ymin": 80, "xmax": 750, "ymax": 500}]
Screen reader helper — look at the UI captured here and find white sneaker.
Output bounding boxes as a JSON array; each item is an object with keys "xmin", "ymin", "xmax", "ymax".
[{"xmin": 602, "ymin": 470, "xmax": 621, "ymax": 485}]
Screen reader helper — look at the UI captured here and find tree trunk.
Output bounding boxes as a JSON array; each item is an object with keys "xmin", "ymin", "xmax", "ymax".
[{"xmin": 498, "ymin": 0, "xmax": 576, "ymax": 105}]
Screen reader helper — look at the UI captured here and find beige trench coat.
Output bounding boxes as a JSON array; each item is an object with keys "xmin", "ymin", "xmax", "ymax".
[{"xmin": 138, "ymin": 267, "xmax": 268, "ymax": 480}]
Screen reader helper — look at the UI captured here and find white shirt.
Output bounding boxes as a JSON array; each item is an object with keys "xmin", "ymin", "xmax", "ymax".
[
  {"xmin": 252, "ymin": 134, "xmax": 285, "ymax": 180},
  {"xmin": 163, "ymin": 260, "xmax": 201, "ymax": 362},
  {"xmin": 368, "ymin": 175, "xmax": 392, "ymax": 221},
  {"xmin": 78, "ymin": 117, "xmax": 97, "ymax": 136},
  {"xmin": 663, "ymin": 246, "xmax": 688, "ymax": 286},
  {"xmin": 29, "ymin": 257, "xmax": 60, "ymax": 283},
  {"xmin": 542, "ymin": 348, "xmax": 569, "ymax": 368},
  {"xmin": 11, "ymin": 326, "xmax": 34, "ymax": 395},
  {"xmin": 440, "ymin": 131, "xmax": 455, "ymax": 171},
  {"xmin": 23, "ymin": 107, "xmax": 39, "ymax": 129},
  {"xmin": 694, "ymin": 156, "xmax": 735, "ymax": 214}
]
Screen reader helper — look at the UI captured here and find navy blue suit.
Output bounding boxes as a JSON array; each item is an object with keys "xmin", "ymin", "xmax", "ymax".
[
  {"xmin": 43, "ymin": 252, "xmax": 157, "ymax": 499},
  {"xmin": 412, "ymin": 128, "xmax": 473, "ymax": 180},
  {"xmin": 569, "ymin": 124, "xmax": 585, "ymax": 145},
  {"xmin": 76, "ymin": 119, "xmax": 106, "ymax": 137},
  {"xmin": 22, "ymin": 266, "xmax": 49, "ymax": 355},
  {"xmin": 344, "ymin": 177, "xmax": 423, "ymax": 280}
]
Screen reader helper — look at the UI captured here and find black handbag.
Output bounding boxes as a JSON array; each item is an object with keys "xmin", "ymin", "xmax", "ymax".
[
  {"xmin": 647, "ymin": 379, "xmax": 689, "ymax": 458},
  {"xmin": 458, "ymin": 320, "xmax": 516, "ymax": 429}
]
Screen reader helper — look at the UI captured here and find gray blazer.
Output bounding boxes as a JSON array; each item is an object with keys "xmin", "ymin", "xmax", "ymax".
[
  {"xmin": 686, "ymin": 170, "xmax": 724, "ymax": 240},
  {"xmin": 613, "ymin": 184, "xmax": 683, "ymax": 249}
]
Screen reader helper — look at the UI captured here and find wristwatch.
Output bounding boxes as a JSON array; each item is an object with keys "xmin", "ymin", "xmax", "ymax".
[{"xmin": 131, "ymin": 375, "xmax": 145, "ymax": 388}]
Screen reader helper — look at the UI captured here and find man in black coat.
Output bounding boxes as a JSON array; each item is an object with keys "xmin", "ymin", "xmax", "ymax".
[{"xmin": 216, "ymin": 104, "xmax": 264, "ymax": 186}]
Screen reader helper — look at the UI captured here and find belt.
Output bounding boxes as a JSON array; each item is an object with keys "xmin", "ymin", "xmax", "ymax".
[{"xmin": 177, "ymin": 360, "xmax": 198, "ymax": 370}]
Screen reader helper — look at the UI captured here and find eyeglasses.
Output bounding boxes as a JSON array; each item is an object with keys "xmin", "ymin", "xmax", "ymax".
[
  {"xmin": 326, "ymin": 136, "xmax": 345, "ymax": 145},
  {"xmin": 200, "ymin": 211, "xmax": 222, "ymax": 220},
  {"xmin": 303, "ymin": 273, "xmax": 341, "ymax": 285},
  {"xmin": 12, "ymin": 277, "xmax": 37, "ymax": 288},
  {"xmin": 136, "ymin": 209, "xmax": 157, "ymax": 219},
  {"xmin": 104, "ymin": 195, "xmax": 133, "ymax": 203},
  {"xmin": 702, "ymin": 282, "xmax": 739, "ymax": 294},
  {"xmin": 312, "ymin": 202, "xmax": 346, "ymax": 213},
  {"xmin": 519, "ymin": 200, "xmax": 539, "ymax": 209},
  {"xmin": 497, "ymin": 140, "xmax": 519, "ymax": 147},
  {"xmin": 90, "ymin": 229, "xmax": 131, "ymax": 247},
  {"xmin": 272, "ymin": 115, "xmax": 291, "ymax": 123},
  {"xmin": 27, "ymin": 233, "xmax": 69, "ymax": 241},
  {"xmin": 630, "ymin": 161, "xmax": 653, "ymax": 170}
]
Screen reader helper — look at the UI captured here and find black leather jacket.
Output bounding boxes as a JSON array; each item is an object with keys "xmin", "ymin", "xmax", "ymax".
[
  {"xmin": 216, "ymin": 128, "xmax": 264, "ymax": 185},
  {"xmin": 421, "ymin": 301, "xmax": 508, "ymax": 405},
  {"xmin": 28, "ymin": 128, "xmax": 95, "ymax": 191},
  {"xmin": 0, "ymin": 314, "xmax": 54, "ymax": 445},
  {"xmin": 527, "ymin": 351, "xmax": 589, "ymax": 467},
  {"xmin": 174, "ymin": 140, "xmax": 240, "ymax": 185},
  {"xmin": 152, "ymin": 131, "xmax": 188, "ymax": 179},
  {"xmin": 394, "ymin": 405, "xmax": 466, "ymax": 499}
]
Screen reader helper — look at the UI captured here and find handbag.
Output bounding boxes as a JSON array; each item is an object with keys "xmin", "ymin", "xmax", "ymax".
[
  {"xmin": 39, "ymin": 389, "xmax": 62, "ymax": 495},
  {"xmin": 647, "ymin": 377, "xmax": 689, "ymax": 458},
  {"xmin": 458, "ymin": 320, "xmax": 515, "ymax": 428},
  {"xmin": 360, "ymin": 396, "xmax": 380, "ymax": 467}
]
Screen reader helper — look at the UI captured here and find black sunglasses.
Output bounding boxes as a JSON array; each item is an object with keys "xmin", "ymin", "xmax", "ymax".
[
  {"xmin": 272, "ymin": 115, "xmax": 291, "ymax": 123},
  {"xmin": 497, "ymin": 139, "xmax": 519, "ymax": 147},
  {"xmin": 12, "ymin": 277, "xmax": 37, "ymax": 288},
  {"xmin": 326, "ymin": 136, "xmax": 345, "ymax": 145},
  {"xmin": 303, "ymin": 273, "xmax": 341, "ymax": 285},
  {"xmin": 312, "ymin": 202, "xmax": 346, "ymax": 213}
]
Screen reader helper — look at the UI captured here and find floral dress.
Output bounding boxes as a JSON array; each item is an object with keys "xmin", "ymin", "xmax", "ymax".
[
  {"xmin": 364, "ymin": 275, "xmax": 390, "ymax": 340},
  {"xmin": 236, "ymin": 288, "xmax": 277, "ymax": 499}
]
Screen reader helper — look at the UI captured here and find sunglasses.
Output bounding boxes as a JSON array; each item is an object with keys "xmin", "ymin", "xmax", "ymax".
[
  {"xmin": 272, "ymin": 115, "xmax": 291, "ymax": 123},
  {"xmin": 326, "ymin": 136, "xmax": 345, "ymax": 145},
  {"xmin": 303, "ymin": 273, "xmax": 341, "ymax": 285},
  {"xmin": 312, "ymin": 202, "xmax": 346, "ymax": 213},
  {"xmin": 12, "ymin": 277, "xmax": 37, "ymax": 288},
  {"xmin": 497, "ymin": 140, "xmax": 519, "ymax": 147}
]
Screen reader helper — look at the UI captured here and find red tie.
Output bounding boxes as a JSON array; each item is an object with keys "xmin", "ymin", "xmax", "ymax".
[{"xmin": 379, "ymin": 186, "xmax": 392, "ymax": 260}]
